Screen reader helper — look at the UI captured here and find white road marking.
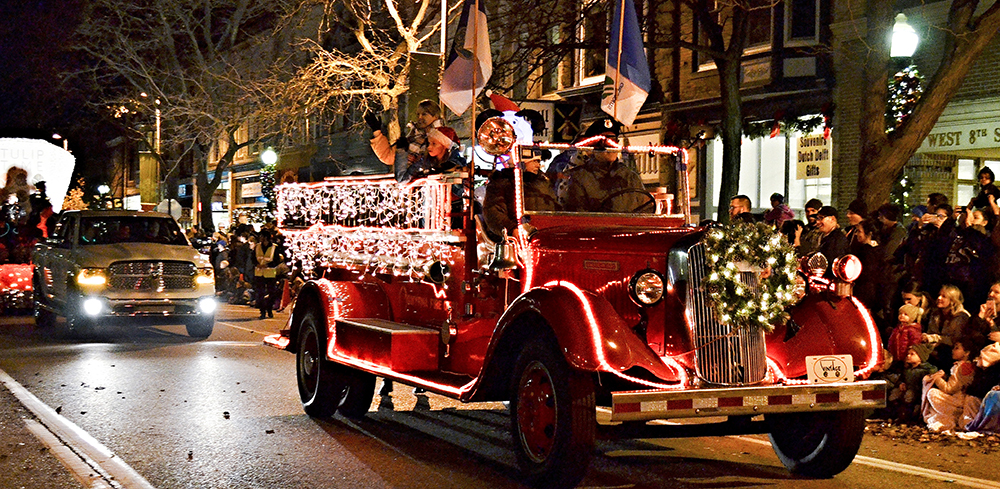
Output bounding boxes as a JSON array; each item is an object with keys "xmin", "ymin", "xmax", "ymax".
[
  {"xmin": 0, "ymin": 368, "xmax": 156, "ymax": 489},
  {"xmin": 735, "ymin": 435, "xmax": 1000, "ymax": 489}
]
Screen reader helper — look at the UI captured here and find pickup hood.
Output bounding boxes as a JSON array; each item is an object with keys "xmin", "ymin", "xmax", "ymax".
[{"xmin": 72, "ymin": 244, "xmax": 211, "ymax": 269}]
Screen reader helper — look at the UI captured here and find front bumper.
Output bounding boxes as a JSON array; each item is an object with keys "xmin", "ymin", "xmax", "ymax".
[
  {"xmin": 610, "ymin": 380, "xmax": 886, "ymax": 422},
  {"xmin": 65, "ymin": 296, "xmax": 217, "ymax": 325}
]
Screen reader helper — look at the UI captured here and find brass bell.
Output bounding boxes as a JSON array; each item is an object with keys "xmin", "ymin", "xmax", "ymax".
[{"xmin": 488, "ymin": 229, "xmax": 520, "ymax": 272}]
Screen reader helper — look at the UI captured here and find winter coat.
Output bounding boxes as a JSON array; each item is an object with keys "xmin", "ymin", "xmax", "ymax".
[
  {"xmin": 483, "ymin": 168, "xmax": 557, "ymax": 242},
  {"xmin": 925, "ymin": 308, "xmax": 972, "ymax": 348},
  {"xmin": 563, "ymin": 155, "xmax": 649, "ymax": 213},
  {"xmin": 888, "ymin": 322, "xmax": 923, "ymax": 364}
]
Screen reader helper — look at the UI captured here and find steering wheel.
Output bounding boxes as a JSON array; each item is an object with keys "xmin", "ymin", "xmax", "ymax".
[{"xmin": 597, "ymin": 188, "xmax": 657, "ymax": 213}]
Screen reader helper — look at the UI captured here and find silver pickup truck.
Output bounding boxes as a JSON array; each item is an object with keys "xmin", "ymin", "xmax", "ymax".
[{"xmin": 31, "ymin": 210, "xmax": 217, "ymax": 337}]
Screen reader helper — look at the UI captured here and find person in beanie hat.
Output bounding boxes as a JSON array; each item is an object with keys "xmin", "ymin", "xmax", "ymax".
[
  {"xmin": 401, "ymin": 126, "xmax": 466, "ymax": 183},
  {"xmin": 845, "ymin": 199, "xmax": 868, "ymax": 243},
  {"xmin": 888, "ymin": 304, "xmax": 924, "ymax": 365},
  {"xmin": 888, "ymin": 342, "xmax": 939, "ymax": 422},
  {"xmin": 815, "ymin": 206, "xmax": 850, "ymax": 276}
]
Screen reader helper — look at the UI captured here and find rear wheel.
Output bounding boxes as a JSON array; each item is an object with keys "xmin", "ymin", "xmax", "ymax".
[
  {"xmin": 296, "ymin": 311, "xmax": 339, "ymax": 417},
  {"xmin": 331, "ymin": 364, "xmax": 376, "ymax": 419},
  {"xmin": 509, "ymin": 337, "xmax": 595, "ymax": 489},
  {"xmin": 767, "ymin": 409, "xmax": 866, "ymax": 478}
]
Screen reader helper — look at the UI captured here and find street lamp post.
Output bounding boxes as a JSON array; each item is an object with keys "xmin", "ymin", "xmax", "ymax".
[{"xmin": 890, "ymin": 13, "xmax": 918, "ymax": 58}]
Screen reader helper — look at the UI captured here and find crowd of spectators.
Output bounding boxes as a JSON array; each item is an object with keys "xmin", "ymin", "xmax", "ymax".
[
  {"xmin": 739, "ymin": 169, "xmax": 1000, "ymax": 436},
  {"xmin": 196, "ymin": 220, "xmax": 304, "ymax": 321}
]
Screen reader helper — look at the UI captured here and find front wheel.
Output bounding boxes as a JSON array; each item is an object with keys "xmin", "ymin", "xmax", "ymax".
[
  {"xmin": 185, "ymin": 317, "xmax": 214, "ymax": 338},
  {"xmin": 509, "ymin": 337, "xmax": 595, "ymax": 489},
  {"xmin": 767, "ymin": 409, "xmax": 866, "ymax": 478}
]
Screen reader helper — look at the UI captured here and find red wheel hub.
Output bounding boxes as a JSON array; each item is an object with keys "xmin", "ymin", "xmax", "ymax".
[{"xmin": 517, "ymin": 362, "xmax": 557, "ymax": 462}]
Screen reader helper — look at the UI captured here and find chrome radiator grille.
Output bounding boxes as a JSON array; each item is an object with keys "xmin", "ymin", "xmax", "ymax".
[
  {"xmin": 108, "ymin": 261, "xmax": 196, "ymax": 291},
  {"xmin": 685, "ymin": 243, "xmax": 767, "ymax": 385}
]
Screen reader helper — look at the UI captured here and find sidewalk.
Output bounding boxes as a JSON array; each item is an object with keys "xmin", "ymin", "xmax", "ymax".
[{"xmin": 0, "ymin": 383, "xmax": 82, "ymax": 489}]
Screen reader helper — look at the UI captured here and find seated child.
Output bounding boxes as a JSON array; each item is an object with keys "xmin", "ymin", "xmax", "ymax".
[
  {"xmin": 889, "ymin": 343, "xmax": 938, "ymax": 423},
  {"xmin": 888, "ymin": 304, "xmax": 923, "ymax": 367},
  {"xmin": 921, "ymin": 336, "xmax": 981, "ymax": 432}
]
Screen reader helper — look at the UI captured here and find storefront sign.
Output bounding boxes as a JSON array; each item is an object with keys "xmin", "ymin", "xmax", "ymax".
[
  {"xmin": 918, "ymin": 121, "xmax": 1000, "ymax": 153},
  {"xmin": 796, "ymin": 134, "xmax": 831, "ymax": 179},
  {"xmin": 241, "ymin": 181, "xmax": 262, "ymax": 198}
]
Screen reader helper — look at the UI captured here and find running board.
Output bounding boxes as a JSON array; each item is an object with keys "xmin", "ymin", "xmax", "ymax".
[{"xmin": 334, "ymin": 318, "xmax": 439, "ymax": 372}]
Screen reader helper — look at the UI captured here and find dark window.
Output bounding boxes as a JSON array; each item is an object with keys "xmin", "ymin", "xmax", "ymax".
[{"xmin": 788, "ymin": 0, "xmax": 817, "ymax": 41}]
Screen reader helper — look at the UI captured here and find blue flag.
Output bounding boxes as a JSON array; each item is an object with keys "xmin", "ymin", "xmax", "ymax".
[
  {"xmin": 601, "ymin": 0, "xmax": 650, "ymax": 126},
  {"xmin": 440, "ymin": 0, "xmax": 492, "ymax": 115}
]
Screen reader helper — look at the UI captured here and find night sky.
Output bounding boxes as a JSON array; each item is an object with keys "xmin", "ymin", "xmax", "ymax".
[{"xmin": 0, "ymin": 0, "xmax": 110, "ymax": 184}]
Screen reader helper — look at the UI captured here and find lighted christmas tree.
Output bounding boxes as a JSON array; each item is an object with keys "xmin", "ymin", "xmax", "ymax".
[
  {"xmin": 886, "ymin": 66, "xmax": 923, "ymax": 133},
  {"xmin": 62, "ymin": 178, "xmax": 89, "ymax": 211},
  {"xmin": 260, "ymin": 162, "xmax": 276, "ymax": 219}
]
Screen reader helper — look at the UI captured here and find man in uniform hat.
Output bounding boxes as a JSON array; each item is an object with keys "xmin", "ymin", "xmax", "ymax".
[{"xmin": 562, "ymin": 118, "xmax": 651, "ymax": 213}]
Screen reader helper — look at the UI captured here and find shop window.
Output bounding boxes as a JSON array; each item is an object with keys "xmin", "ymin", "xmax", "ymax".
[
  {"xmin": 577, "ymin": 0, "xmax": 607, "ymax": 85},
  {"xmin": 705, "ymin": 130, "xmax": 830, "ymax": 221},
  {"xmin": 959, "ymin": 159, "xmax": 1000, "ymax": 210},
  {"xmin": 696, "ymin": 0, "xmax": 774, "ymax": 72}
]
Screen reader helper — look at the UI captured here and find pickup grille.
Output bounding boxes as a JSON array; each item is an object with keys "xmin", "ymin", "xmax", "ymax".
[
  {"xmin": 685, "ymin": 243, "xmax": 767, "ymax": 385},
  {"xmin": 108, "ymin": 261, "xmax": 196, "ymax": 291}
]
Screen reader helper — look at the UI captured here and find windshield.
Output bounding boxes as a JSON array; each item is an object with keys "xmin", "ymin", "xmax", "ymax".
[
  {"xmin": 79, "ymin": 216, "xmax": 188, "ymax": 246},
  {"xmin": 523, "ymin": 144, "xmax": 686, "ymax": 216}
]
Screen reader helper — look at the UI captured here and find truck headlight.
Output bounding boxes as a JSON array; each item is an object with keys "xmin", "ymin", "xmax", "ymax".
[
  {"xmin": 82, "ymin": 297, "xmax": 103, "ymax": 316},
  {"xmin": 195, "ymin": 268, "xmax": 215, "ymax": 285},
  {"xmin": 198, "ymin": 297, "xmax": 217, "ymax": 314},
  {"xmin": 77, "ymin": 268, "xmax": 107, "ymax": 286},
  {"xmin": 629, "ymin": 269, "xmax": 665, "ymax": 306}
]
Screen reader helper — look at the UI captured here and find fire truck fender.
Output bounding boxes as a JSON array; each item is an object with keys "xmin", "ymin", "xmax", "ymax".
[
  {"xmin": 286, "ymin": 279, "xmax": 391, "ymax": 353},
  {"xmin": 765, "ymin": 294, "xmax": 882, "ymax": 379},
  {"xmin": 491, "ymin": 283, "xmax": 680, "ymax": 379}
]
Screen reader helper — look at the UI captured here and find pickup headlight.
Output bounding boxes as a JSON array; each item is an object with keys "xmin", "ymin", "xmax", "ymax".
[
  {"xmin": 77, "ymin": 268, "xmax": 107, "ymax": 286},
  {"xmin": 195, "ymin": 267, "xmax": 215, "ymax": 285},
  {"xmin": 629, "ymin": 269, "xmax": 665, "ymax": 306}
]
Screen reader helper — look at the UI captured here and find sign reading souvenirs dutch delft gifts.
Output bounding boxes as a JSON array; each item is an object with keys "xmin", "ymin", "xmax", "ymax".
[{"xmin": 796, "ymin": 134, "xmax": 832, "ymax": 180}]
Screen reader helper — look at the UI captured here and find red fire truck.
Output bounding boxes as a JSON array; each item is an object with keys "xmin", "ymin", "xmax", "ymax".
[{"xmin": 265, "ymin": 127, "xmax": 885, "ymax": 488}]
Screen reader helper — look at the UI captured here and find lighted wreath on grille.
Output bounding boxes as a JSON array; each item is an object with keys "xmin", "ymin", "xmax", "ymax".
[{"xmin": 702, "ymin": 222, "xmax": 799, "ymax": 333}]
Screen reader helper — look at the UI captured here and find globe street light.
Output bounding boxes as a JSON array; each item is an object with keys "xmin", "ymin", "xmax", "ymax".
[
  {"xmin": 261, "ymin": 148, "xmax": 278, "ymax": 165},
  {"xmin": 890, "ymin": 13, "xmax": 919, "ymax": 58}
]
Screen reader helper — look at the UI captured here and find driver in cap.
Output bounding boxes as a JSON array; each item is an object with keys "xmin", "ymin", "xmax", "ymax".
[{"xmin": 562, "ymin": 118, "xmax": 651, "ymax": 213}]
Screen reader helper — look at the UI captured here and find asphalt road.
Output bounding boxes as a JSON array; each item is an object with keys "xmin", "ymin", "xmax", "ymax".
[{"xmin": 1, "ymin": 303, "xmax": 999, "ymax": 489}]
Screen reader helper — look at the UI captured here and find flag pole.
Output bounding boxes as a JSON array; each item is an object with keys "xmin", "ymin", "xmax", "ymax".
[
  {"xmin": 613, "ymin": 0, "xmax": 626, "ymax": 123},
  {"xmin": 465, "ymin": 0, "xmax": 480, "ymax": 277}
]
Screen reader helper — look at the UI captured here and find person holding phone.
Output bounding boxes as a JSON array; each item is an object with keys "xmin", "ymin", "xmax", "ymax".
[{"xmin": 971, "ymin": 281, "xmax": 1000, "ymax": 343}]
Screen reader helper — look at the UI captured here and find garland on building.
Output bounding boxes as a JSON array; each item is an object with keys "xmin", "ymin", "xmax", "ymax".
[
  {"xmin": 702, "ymin": 222, "xmax": 799, "ymax": 333},
  {"xmin": 743, "ymin": 115, "xmax": 824, "ymax": 140},
  {"xmin": 886, "ymin": 66, "xmax": 922, "ymax": 133}
]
